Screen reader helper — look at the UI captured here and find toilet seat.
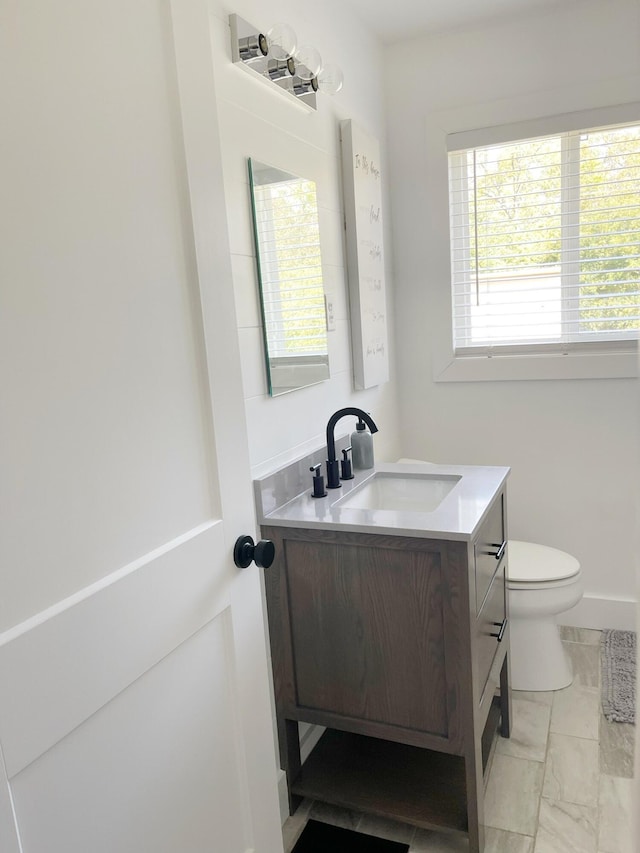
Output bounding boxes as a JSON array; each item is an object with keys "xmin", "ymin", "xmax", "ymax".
[{"xmin": 507, "ymin": 540, "xmax": 580, "ymax": 586}]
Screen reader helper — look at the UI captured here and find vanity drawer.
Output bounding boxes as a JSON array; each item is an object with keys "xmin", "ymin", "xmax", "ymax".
[
  {"xmin": 475, "ymin": 564, "xmax": 506, "ymax": 703},
  {"xmin": 474, "ymin": 494, "xmax": 505, "ymax": 614}
]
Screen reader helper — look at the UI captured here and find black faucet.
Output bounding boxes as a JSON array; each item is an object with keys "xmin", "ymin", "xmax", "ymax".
[{"xmin": 325, "ymin": 408, "xmax": 378, "ymax": 489}]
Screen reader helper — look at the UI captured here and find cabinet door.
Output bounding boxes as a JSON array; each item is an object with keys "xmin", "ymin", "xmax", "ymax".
[{"xmin": 284, "ymin": 539, "xmax": 450, "ymax": 737}]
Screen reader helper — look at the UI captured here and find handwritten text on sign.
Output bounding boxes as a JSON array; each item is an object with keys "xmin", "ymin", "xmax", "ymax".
[{"xmin": 341, "ymin": 120, "xmax": 389, "ymax": 389}]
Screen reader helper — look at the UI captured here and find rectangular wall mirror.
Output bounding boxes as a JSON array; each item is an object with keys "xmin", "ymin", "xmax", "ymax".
[{"xmin": 248, "ymin": 159, "xmax": 330, "ymax": 396}]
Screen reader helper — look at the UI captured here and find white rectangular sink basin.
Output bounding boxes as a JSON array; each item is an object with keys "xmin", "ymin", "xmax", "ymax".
[{"xmin": 338, "ymin": 472, "xmax": 461, "ymax": 513}]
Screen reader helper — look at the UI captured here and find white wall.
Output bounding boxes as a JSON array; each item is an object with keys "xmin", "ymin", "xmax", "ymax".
[
  {"xmin": 207, "ymin": 0, "xmax": 400, "ymax": 476},
  {"xmin": 384, "ymin": 0, "xmax": 640, "ymax": 628}
]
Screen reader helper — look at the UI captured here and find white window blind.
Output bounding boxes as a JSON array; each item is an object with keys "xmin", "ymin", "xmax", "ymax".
[{"xmin": 448, "ymin": 121, "xmax": 640, "ymax": 355}]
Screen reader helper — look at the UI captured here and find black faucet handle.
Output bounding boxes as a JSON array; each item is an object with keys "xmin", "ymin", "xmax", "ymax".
[
  {"xmin": 341, "ymin": 446, "xmax": 354, "ymax": 481},
  {"xmin": 310, "ymin": 464, "xmax": 327, "ymax": 498}
]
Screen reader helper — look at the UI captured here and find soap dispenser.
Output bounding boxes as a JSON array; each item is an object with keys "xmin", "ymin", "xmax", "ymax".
[{"xmin": 351, "ymin": 417, "xmax": 374, "ymax": 470}]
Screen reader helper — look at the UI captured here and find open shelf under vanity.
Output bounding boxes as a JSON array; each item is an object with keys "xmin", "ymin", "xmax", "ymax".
[{"xmin": 292, "ymin": 694, "xmax": 504, "ymax": 836}]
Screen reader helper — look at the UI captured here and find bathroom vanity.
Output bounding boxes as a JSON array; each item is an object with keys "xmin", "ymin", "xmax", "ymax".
[{"xmin": 255, "ymin": 460, "xmax": 511, "ymax": 853}]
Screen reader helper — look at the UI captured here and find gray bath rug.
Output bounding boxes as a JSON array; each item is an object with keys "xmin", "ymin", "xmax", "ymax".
[{"xmin": 601, "ymin": 629, "xmax": 636, "ymax": 724}]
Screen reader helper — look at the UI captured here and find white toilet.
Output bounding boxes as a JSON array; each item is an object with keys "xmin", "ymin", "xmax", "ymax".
[{"xmin": 507, "ymin": 541, "xmax": 582, "ymax": 691}]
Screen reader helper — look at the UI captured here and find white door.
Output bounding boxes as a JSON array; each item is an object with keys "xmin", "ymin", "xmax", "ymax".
[{"xmin": 0, "ymin": 1, "xmax": 283, "ymax": 851}]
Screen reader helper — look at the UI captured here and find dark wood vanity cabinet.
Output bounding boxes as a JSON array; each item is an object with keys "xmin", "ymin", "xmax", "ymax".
[{"xmin": 261, "ymin": 489, "xmax": 511, "ymax": 853}]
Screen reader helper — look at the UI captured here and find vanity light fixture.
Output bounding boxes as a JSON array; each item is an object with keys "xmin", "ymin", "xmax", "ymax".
[{"xmin": 229, "ymin": 14, "xmax": 343, "ymax": 111}]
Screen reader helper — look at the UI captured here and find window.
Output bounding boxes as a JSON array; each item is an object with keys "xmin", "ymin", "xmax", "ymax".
[{"xmin": 448, "ymin": 122, "xmax": 640, "ymax": 356}]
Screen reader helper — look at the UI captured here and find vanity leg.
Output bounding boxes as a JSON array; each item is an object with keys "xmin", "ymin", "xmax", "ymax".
[
  {"xmin": 278, "ymin": 718, "xmax": 303, "ymax": 815},
  {"xmin": 499, "ymin": 652, "xmax": 512, "ymax": 738},
  {"xmin": 465, "ymin": 739, "xmax": 485, "ymax": 853}
]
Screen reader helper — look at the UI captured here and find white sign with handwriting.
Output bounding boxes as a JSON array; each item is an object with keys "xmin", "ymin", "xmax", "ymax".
[{"xmin": 340, "ymin": 119, "xmax": 389, "ymax": 390}]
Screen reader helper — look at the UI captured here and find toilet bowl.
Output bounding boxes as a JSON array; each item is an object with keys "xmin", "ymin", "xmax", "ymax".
[{"xmin": 507, "ymin": 540, "xmax": 583, "ymax": 691}]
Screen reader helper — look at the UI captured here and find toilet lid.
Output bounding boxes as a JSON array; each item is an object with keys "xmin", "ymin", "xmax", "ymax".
[{"xmin": 507, "ymin": 540, "xmax": 581, "ymax": 583}]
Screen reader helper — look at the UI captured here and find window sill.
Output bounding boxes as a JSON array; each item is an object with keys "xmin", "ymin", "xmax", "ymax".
[{"xmin": 434, "ymin": 347, "xmax": 638, "ymax": 382}]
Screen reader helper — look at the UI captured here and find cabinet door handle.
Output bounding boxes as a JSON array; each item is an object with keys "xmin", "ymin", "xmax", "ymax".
[
  {"xmin": 489, "ymin": 540, "xmax": 507, "ymax": 562},
  {"xmin": 490, "ymin": 618, "xmax": 507, "ymax": 642}
]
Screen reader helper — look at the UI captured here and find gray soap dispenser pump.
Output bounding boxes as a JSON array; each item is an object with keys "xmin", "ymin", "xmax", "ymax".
[{"xmin": 351, "ymin": 417, "xmax": 374, "ymax": 470}]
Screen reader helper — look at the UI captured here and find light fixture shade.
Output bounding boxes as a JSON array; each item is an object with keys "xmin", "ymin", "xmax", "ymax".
[
  {"xmin": 295, "ymin": 45, "xmax": 322, "ymax": 81},
  {"xmin": 317, "ymin": 63, "xmax": 344, "ymax": 95},
  {"xmin": 266, "ymin": 23, "xmax": 297, "ymax": 60}
]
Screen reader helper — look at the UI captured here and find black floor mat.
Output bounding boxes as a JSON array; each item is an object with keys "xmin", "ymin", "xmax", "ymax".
[{"xmin": 291, "ymin": 819, "xmax": 410, "ymax": 852}]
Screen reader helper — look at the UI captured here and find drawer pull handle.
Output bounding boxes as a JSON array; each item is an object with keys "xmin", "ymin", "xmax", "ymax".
[
  {"xmin": 489, "ymin": 540, "xmax": 507, "ymax": 562},
  {"xmin": 490, "ymin": 618, "xmax": 507, "ymax": 642}
]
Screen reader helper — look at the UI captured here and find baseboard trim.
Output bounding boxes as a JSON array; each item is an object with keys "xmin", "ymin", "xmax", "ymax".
[
  {"xmin": 300, "ymin": 722, "xmax": 325, "ymax": 763},
  {"xmin": 561, "ymin": 594, "xmax": 637, "ymax": 631},
  {"xmin": 277, "ymin": 769, "xmax": 288, "ymax": 826}
]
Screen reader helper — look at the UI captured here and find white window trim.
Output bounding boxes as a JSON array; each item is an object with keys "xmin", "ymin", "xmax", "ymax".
[
  {"xmin": 435, "ymin": 346, "xmax": 638, "ymax": 383},
  {"xmin": 434, "ymin": 100, "xmax": 640, "ymax": 382}
]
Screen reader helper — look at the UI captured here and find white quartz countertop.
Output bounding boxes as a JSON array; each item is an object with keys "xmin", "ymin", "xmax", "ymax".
[{"xmin": 255, "ymin": 461, "xmax": 510, "ymax": 541}]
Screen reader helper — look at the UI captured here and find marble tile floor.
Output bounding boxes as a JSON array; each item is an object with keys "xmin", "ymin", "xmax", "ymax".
[{"xmin": 282, "ymin": 628, "xmax": 635, "ymax": 853}]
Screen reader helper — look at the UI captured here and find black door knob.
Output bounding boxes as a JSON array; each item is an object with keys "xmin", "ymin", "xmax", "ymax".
[{"xmin": 233, "ymin": 535, "xmax": 275, "ymax": 569}]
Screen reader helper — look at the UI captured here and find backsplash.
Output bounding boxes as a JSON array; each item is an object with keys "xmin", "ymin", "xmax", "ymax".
[{"xmin": 254, "ymin": 434, "xmax": 350, "ymax": 520}]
